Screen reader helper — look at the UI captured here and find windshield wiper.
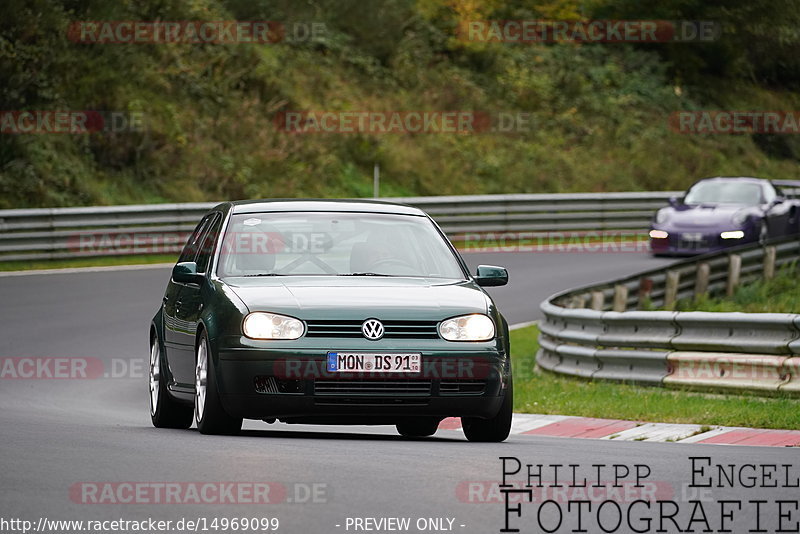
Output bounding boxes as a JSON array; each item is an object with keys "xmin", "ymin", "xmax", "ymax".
[
  {"xmin": 339, "ymin": 272, "xmax": 393, "ymax": 277},
  {"xmin": 241, "ymin": 273, "xmax": 286, "ymax": 277}
]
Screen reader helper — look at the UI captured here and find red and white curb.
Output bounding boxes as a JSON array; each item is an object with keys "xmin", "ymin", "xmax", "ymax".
[{"xmin": 438, "ymin": 414, "xmax": 800, "ymax": 447}]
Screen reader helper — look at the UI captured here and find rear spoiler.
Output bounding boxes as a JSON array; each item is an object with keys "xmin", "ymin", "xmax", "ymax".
[
  {"xmin": 772, "ymin": 180, "xmax": 800, "ymax": 188},
  {"xmin": 772, "ymin": 180, "xmax": 800, "ymax": 199}
]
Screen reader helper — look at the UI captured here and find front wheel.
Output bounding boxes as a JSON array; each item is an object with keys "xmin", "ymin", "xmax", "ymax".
[
  {"xmin": 149, "ymin": 335, "xmax": 193, "ymax": 429},
  {"xmin": 195, "ymin": 333, "xmax": 243, "ymax": 435},
  {"xmin": 462, "ymin": 377, "xmax": 513, "ymax": 443}
]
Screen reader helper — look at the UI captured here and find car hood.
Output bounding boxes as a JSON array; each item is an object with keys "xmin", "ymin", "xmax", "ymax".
[
  {"xmin": 659, "ymin": 204, "xmax": 750, "ymax": 230},
  {"xmin": 222, "ymin": 277, "xmax": 490, "ymax": 321}
]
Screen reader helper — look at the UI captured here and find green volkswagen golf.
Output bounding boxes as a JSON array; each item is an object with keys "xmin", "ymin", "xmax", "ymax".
[{"xmin": 149, "ymin": 200, "xmax": 512, "ymax": 441}]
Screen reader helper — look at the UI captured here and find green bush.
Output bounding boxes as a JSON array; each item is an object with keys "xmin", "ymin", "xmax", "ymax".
[{"xmin": 1, "ymin": 0, "xmax": 799, "ymax": 208}]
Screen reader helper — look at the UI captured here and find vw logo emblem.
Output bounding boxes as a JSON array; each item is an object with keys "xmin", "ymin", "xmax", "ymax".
[{"xmin": 362, "ymin": 319, "xmax": 384, "ymax": 340}]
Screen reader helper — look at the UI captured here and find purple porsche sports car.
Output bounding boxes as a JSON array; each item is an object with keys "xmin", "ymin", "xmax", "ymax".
[{"xmin": 649, "ymin": 177, "xmax": 800, "ymax": 256}]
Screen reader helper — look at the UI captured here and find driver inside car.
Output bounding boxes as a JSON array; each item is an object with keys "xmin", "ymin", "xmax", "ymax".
[{"xmin": 349, "ymin": 233, "xmax": 413, "ymax": 275}]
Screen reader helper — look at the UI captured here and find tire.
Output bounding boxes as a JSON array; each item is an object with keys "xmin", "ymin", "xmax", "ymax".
[
  {"xmin": 396, "ymin": 418, "xmax": 441, "ymax": 438},
  {"xmin": 195, "ymin": 332, "xmax": 243, "ymax": 435},
  {"xmin": 149, "ymin": 334, "xmax": 193, "ymax": 429},
  {"xmin": 462, "ymin": 376, "xmax": 513, "ymax": 443}
]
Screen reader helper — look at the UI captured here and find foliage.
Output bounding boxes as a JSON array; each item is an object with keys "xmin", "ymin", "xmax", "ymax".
[{"xmin": 1, "ymin": 0, "xmax": 799, "ymax": 208}]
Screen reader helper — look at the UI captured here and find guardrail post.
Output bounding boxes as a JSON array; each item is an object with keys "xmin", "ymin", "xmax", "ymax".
[
  {"xmin": 638, "ymin": 278, "xmax": 653, "ymax": 306},
  {"xmin": 664, "ymin": 270, "xmax": 680, "ymax": 309},
  {"xmin": 694, "ymin": 262, "xmax": 709, "ymax": 297},
  {"xmin": 590, "ymin": 291, "xmax": 605, "ymax": 311},
  {"xmin": 727, "ymin": 254, "xmax": 742, "ymax": 297},
  {"xmin": 763, "ymin": 246, "xmax": 776, "ymax": 279},
  {"xmin": 613, "ymin": 285, "xmax": 628, "ymax": 312}
]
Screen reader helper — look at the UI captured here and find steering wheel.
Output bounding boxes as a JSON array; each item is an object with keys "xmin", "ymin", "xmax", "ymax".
[{"xmin": 369, "ymin": 257, "xmax": 416, "ymax": 272}]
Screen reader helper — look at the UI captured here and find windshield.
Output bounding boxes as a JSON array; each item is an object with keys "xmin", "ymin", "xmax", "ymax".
[
  {"xmin": 216, "ymin": 211, "xmax": 466, "ymax": 279},
  {"xmin": 684, "ymin": 181, "xmax": 764, "ymax": 206}
]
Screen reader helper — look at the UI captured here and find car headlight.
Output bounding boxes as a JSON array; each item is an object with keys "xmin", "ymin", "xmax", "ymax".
[
  {"xmin": 720, "ymin": 230, "xmax": 745, "ymax": 239},
  {"xmin": 655, "ymin": 209, "xmax": 670, "ymax": 224},
  {"xmin": 649, "ymin": 229, "xmax": 669, "ymax": 239},
  {"xmin": 243, "ymin": 312, "xmax": 305, "ymax": 340},
  {"xmin": 732, "ymin": 211, "xmax": 749, "ymax": 226},
  {"xmin": 439, "ymin": 314, "xmax": 495, "ymax": 341}
]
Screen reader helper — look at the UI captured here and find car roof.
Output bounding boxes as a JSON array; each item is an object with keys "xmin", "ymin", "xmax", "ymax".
[
  {"xmin": 211, "ymin": 199, "xmax": 427, "ymax": 216},
  {"xmin": 696, "ymin": 176, "xmax": 769, "ymax": 185}
]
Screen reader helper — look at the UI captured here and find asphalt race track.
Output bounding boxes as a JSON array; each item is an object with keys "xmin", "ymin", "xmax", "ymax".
[{"xmin": 0, "ymin": 250, "xmax": 797, "ymax": 534}]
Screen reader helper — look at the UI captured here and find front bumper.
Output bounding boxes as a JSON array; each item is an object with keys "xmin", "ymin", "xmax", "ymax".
[
  {"xmin": 213, "ymin": 337, "xmax": 509, "ymax": 423},
  {"xmin": 650, "ymin": 228, "xmax": 753, "ymax": 255}
]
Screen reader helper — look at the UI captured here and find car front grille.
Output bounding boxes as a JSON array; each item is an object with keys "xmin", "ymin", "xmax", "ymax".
[
  {"xmin": 305, "ymin": 320, "xmax": 439, "ymax": 339},
  {"xmin": 314, "ymin": 379, "xmax": 432, "ymax": 396},
  {"xmin": 314, "ymin": 397, "xmax": 430, "ymax": 406}
]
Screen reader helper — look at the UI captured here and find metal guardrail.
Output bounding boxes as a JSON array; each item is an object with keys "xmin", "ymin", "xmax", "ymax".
[
  {"xmin": 0, "ymin": 192, "xmax": 677, "ymax": 262},
  {"xmin": 538, "ymin": 235, "xmax": 800, "ymax": 395},
  {"xmin": 555, "ymin": 238, "xmax": 800, "ymax": 311},
  {"xmin": 405, "ymin": 191, "xmax": 676, "ymax": 233},
  {"xmin": 0, "ymin": 203, "xmax": 214, "ymax": 261}
]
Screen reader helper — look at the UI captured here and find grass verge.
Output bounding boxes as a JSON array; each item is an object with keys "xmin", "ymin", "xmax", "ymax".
[
  {"xmin": 510, "ymin": 325, "xmax": 800, "ymax": 430},
  {"xmin": 673, "ymin": 262, "xmax": 799, "ymax": 313}
]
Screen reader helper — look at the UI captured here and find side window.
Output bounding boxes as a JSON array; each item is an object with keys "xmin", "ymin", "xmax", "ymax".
[
  {"xmin": 178, "ymin": 215, "xmax": 213, "ymax": 263},
  {"xmin": 195, "ymin": 214, "xmax": 223, "ymax": 274}
]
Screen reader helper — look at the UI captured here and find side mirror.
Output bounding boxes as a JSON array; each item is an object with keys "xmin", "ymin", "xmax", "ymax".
[
  {"xmin": 475, "ymin": 265, "xmax": 508, "ymax": 287},
  {"xmin": 172, "ymin": 261, "xmax": 204, "ymax": 285},
  {"xmin": 772, "ymin": 197, "xmax": 785, "ymax": 206},
  {"xmin": 668, "ymin": 196, "xmax": 680, "ymax": 207}
]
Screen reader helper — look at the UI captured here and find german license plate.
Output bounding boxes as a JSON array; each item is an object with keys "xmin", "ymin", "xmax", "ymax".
[{"xmin": 327, "ymin": 352, "xmax": 421, "ymax": 373}]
